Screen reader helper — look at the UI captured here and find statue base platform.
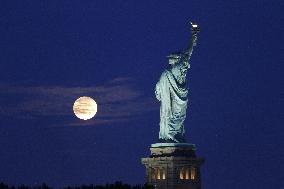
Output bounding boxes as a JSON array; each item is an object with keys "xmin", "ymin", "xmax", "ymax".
[
  {"xmin": 151, "ymin": 143, "xmax": 196, "ymax": 148},
  {"xmin": 141, "ymin": 143, "xmax": 204, "ymax": 189},
  {"xmin": 150, "ymin": 143, "xmax": 196, "ymax": 158}
]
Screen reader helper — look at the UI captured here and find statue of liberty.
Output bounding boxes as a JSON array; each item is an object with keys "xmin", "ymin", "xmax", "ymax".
[{"xmin": 155, "ymin": 22, "xmax": 199, "ymax": 143}]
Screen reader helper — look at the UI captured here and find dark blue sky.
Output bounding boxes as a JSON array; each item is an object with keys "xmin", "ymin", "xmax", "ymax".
[{"xmin": 0, "ymin": 1, "xmax": 283, "ymax": 188}]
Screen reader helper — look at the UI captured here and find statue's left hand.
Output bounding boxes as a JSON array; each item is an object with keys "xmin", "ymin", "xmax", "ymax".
[{"xmin": 155, "ymin": 83, "xmax": 161, "ymax": 101}]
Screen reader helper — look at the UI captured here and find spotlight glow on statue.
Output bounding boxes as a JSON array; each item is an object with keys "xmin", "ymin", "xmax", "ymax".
[{"xmin": 73, "ymin": 96, "xmax": 97, "ymax": 120}]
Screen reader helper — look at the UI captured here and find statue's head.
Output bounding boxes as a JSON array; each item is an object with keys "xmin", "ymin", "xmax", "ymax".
[{"xmin": 167, "ymin": 53, "xmax": 181, "ymax": 65}]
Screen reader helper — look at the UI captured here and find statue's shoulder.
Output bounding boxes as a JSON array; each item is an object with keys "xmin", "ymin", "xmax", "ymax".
[
  {"xmin": 159, "ymin": 70, "xmax": 170, "ymax": 81},
  {"xmin": 162, "ymin": 69, "xmax": 170, "ymax": 76}
]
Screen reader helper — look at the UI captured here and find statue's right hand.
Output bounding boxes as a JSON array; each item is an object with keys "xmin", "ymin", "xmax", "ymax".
[{"xmin": 192, "ymin": 34, "xmax": 198, "ymax": 46}]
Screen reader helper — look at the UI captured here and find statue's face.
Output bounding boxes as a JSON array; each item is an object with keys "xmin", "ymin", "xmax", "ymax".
[{"xmin": 169, "ymin": 58, "xmax": 179, "ymax": 65}]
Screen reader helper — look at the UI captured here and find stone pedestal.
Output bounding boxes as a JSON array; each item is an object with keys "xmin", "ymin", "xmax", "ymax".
[{"xmin": 141, "ymin": 143, "xmax": 204, "ymax": 189}]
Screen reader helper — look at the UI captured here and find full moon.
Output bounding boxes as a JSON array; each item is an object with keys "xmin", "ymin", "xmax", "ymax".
[{"xmin": 73, "ymin": 96, "xmax": 98, "ymax": 120}]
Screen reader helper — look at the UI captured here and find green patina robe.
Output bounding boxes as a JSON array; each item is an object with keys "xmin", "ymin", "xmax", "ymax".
[{"xmin": 155, "ymin": 69, "xmax": 188, "ymax": 143}]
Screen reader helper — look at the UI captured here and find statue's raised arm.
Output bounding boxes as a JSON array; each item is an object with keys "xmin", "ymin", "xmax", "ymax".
[{"xmin": 184, "ymin": 22, "xmax": 200, "ymax": 62}]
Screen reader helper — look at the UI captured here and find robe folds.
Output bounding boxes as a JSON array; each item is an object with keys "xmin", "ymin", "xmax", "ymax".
[{"xmin": 155, "ymin": 70, "xmax": 188, "ymax": 143}]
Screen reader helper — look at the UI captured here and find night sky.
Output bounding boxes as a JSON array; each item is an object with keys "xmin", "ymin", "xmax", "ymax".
[{"xmin": 0, "ymin": 1, "xmax": 283, "ymax": 189}]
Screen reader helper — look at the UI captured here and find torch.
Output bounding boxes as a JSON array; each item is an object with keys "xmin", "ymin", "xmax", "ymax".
[{"xmin": 190, "ymin": 21, "xmax": 199, "ymax": 46}]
